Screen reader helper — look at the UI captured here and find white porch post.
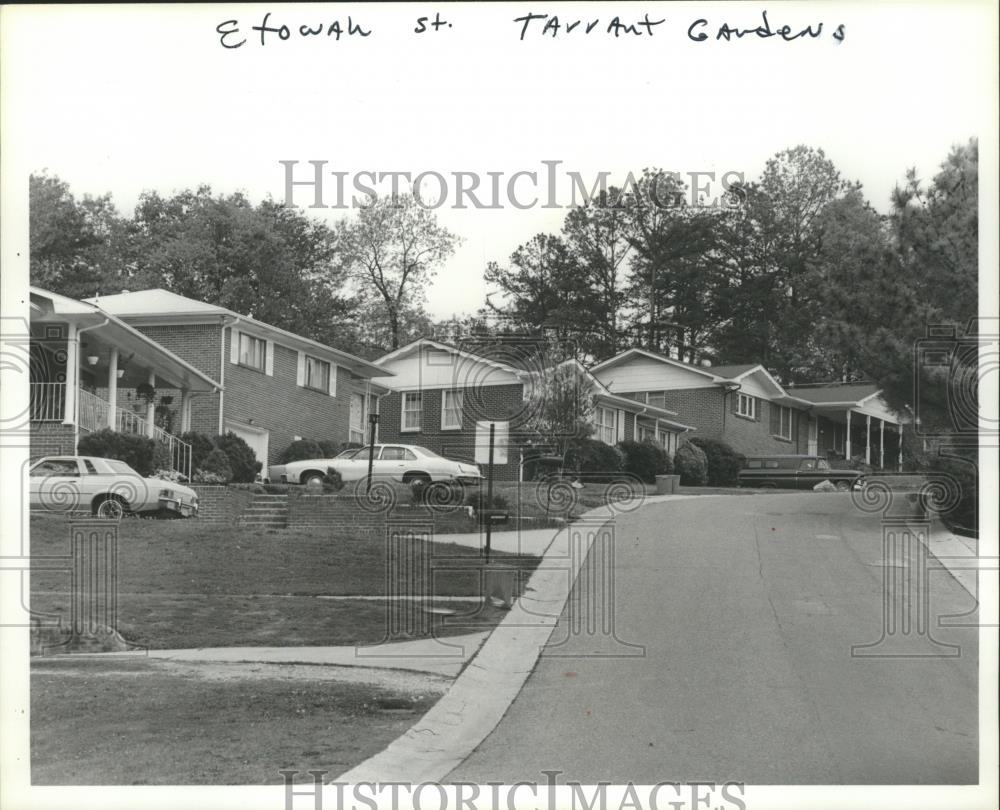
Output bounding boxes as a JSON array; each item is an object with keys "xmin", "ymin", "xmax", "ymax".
[
  {"xmin": 879, "ymin": 419, "xmax": 885, "ymax": 470},
  {"xmin": 845, "ymin": 410, "xmax": 852, "ymax": 460},
  {"xmin": 62, "ymin": 323, "xmax": 78, "ymax": 425},
  {"xmin": 145, "ymin": 372, "xmax": 157, "ymax": 438},
  {"xmin": 180, "ymin": 389, "xmax": 192, "ymax": 433},
  {"xmin": 106, "ymin": 347, "xmax": 119, "ymax": 429},
  {"xmin": 865, "ymin": 414, "xmax": 872, "ymax": 465}
]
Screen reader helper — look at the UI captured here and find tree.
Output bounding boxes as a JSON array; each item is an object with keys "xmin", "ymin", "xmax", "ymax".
[
  {"xmin": 29, "ymin": 172, "xmax": 122, "ymax": 299},
  {"xmin": 339, "ymin": 193, "xmax": 458, "ymax": 350},
  {"xmin": 519, "ymin": 359, "xmax": 597, "ymax": 456}
]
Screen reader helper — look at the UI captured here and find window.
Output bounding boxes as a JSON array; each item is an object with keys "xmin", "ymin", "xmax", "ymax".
[
  {"xmin": 83, "ymin": 459, "xmax": 98, "ymax": 474},
  {"xmin": 770, "ymin": 404, "xmax": 793, "ymax": 440},
  {"xmin": 595, "ymin": 407, "xmax": 616, "ymax": 445},
  {"xmin": 441, "ymin": 390, "xmax": 463, "ymax": 430},
  {"xmin": 239, "ymin": 333, "xmax": 266, "ymax": 371},
  {"xmin": 800, "ymin": 459, "xmax": 817, "ymax": 470},
  {"xmin": 32, "ymin": 459, "xmax": 79, "ymax": 476},
  {"xmin": 736, "ymin": 393, "xmax": 757, "ymax": 419},
  {"xmin": 638, "ymin": 424, "xmax": 656, "ymax": 443},
  {"xmin": 304, "ymin": 356, "xmax": 331, "ymax": 392},
  {"xmin": 817, "ymin": 459, "xmax": 830, "ymax": 471},
  {"xmin": 381, "ymin": 447, "xmax": 416, "ymax": 461},
  {"xmin": 402, "ymin": 392, "xmax": 422, "ymax": 432}
]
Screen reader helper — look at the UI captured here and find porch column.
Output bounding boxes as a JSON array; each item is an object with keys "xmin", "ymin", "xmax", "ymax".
[
  {"xmin": 62, "ymin": 323, "xmax": 78, "ymax": 425},
  {"xmin": 106, "ymin": 347, "xmax": 119, "ymax": 429},
  {"xmin": 145, "ymin": 372, "xmax": 157, "ymax": 438},
  {"xmin": 180, "ymin": 389, "xmax": 192, "ymax": 433},
  {"xmin": 879, "ymin": 419, "xmax": 885, "ymax": 470},
  {"xmin": 865, "ymin": 414, "xmax": 872, "ymax": 465},
  {"xmin": 845, "ymin": 409, "xmax": 852, "ymax": 460}
]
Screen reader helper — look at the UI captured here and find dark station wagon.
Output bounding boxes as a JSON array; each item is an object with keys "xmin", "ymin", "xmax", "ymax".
[{"xmin": 736, "ymin": 455, "xmax": 863, "ymax": 491}]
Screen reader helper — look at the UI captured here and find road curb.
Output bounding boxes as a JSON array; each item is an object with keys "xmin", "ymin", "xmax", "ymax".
[{"xmin": 335, "ymin": 497, "xmax": 688, "ymax": 784}]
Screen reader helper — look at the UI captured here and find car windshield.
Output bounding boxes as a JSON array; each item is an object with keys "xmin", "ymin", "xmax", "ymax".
[
  {"xmin": 336, "ymin": 447, "xmax": 362, "ymax": 459},
  {"xmin": 411, "ymin": 446, "xmax": 441, "ymax": 458}
]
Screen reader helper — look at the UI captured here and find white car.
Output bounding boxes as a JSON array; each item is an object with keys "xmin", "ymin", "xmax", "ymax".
[
  {"xmin": 269, "ymin": 444, "xmax": 483, "ymax": 487},
  {"xmin": 29, "ymin": 456, "xmax": 199, "ymax": 519}
]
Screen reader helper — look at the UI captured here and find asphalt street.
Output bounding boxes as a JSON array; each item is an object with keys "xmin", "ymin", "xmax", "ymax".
[{"xmin": 448, "ymin": 493, "xmax": 978, "ymax": 784}]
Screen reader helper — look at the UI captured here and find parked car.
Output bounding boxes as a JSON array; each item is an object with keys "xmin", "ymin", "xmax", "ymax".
[
  {"xmin": 268, "ymin": 444, "xmax": 483, "ymax": 487},
  {"xmin": 736, "ymin": 454, "xmax": 863, "ymax": 491},
  {"xmin": 28, "ymin": 456, "xmax": 199, "ymax": 518}
]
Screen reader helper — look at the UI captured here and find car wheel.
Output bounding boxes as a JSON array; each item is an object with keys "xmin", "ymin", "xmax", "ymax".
[
  {"xmin": 835, "ymin": 480, "xmax": 852, "ymax": 492},
  {"xmin": 302, "ymin": 471, "xmax": 325, "ymax": 487},
  {"xmin": 404, "ymin": 473, "xmax": 432, "ymax": 486},
  {"xmin": 94, "ymin": 496, "xmax": 126, "ymax": 519}
]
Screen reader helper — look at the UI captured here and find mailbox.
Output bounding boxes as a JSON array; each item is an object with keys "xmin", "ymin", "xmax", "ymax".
[{"xmin": 480, "ymin": 509, "xmax": 510, "ymax": 525}]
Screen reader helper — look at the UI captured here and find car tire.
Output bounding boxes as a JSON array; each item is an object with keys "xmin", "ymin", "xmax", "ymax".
[
  {"xmin": 302, "ymin": 471, "xmax": 325, "ymax": 487},
  {"xmin": 834, "ymin": 480, "xmax": 852, "ymax": 492},
  {"xmin": 93, "ymin": 495, "xmax": 127, "ymax": 519},
  {"xmin": 404, "ymin": 473, "xmax": 432, "ymax": 486}
]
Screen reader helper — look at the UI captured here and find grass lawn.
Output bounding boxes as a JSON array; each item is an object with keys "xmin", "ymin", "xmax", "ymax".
[
  {"xmin": 30, "ymin": 513, "xmax": 538, "ymax": 650},
  {"xmin": 31, "ymin": 656, "xmax": 445, "ymax": 784}
]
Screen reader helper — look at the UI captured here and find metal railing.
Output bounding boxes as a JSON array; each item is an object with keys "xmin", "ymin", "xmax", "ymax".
[
  {"xmin": 29, "ymin": 382, "xmax": 65, "ymax": 421},
  {"xmin": 36, "ymin": 384, "xmax": 193, "ymax": 481}
]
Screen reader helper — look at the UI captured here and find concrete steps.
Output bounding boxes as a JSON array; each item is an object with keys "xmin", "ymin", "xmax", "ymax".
[{"xmin": 238, "ymin": 493, "xmax": 289, "ymax": 529}]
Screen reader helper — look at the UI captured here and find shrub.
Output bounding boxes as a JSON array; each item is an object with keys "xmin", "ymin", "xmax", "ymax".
[
  {"xmin": 617, "ymin": 440, "xmax": 671, "ymax": 484},
  {"xmin": 674, "ymin": 441, "xmax": 709, "ymax": 486},
  {"xmin": 689, "ymin": 437, "xmax": 745, "ymax": 486},
  {"xmin": 151, "ymin": 441, "xmax": 172, "ymax": 473},
  {"xmin": 321, "ymin": 440, "xmax": 361, "ymax": 457},
  {"xmin": 78, "ymin": 429, "xmax": 157, "ymax": 476},
  {"xmin": 279, "ymin": 439, "xmax": 323, "ymax": 464},
  {"xmin": 180, "ymin": 432, "xmax": 216, "ymax": 472},
  {"xmin": 195, "ymin": 448, "xmax": 233, "ymax": 484},
  {"xmin": 563, "ymin": 438, "xmax": 624, "ymax": 478},
  {"xmin": 322, "ymin": 467, "xmax": 345, "ymax": 492},
  {"xmin": 214, "ymin": 432, "xmax": 261, "ymax": 483}
]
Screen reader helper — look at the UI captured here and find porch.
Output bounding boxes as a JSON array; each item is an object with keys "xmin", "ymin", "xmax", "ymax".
[{"xmin": 29, "ymin": 288, "xmax": 222, "ymax": 479}]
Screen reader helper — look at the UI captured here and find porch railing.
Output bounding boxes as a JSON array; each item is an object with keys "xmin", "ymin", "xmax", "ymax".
[
  {"xmin": 39, "ymin": 384, "xmax": 193, "ymax": 481},
  {"xmin": 29, "ymin": 382, "xmax": 65, "ymax": 421}
]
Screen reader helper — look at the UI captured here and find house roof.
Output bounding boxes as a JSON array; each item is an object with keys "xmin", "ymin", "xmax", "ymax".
[
  {"xmin": 86, "ymin": 289, "xmax": 389, "ymax": 379},
  {"xmin": 787, "ymin": 383, "xmax": 882, "ymax": 405},
  {"xmin": 375, "ymin": 338, "xmax": 532, "ymax": 378},
  {"xmin": 30, "ymin": 287, "xmax": 222, "ymax": 393},
  {"xmin": 706, "ymin": 363, "xmax": 758, "ymax": 379}
]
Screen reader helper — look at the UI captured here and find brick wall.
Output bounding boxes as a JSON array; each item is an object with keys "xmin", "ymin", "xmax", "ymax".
[
  {"xmin": 190, "ymin": 485, "xmax": 254, "ymax": 523},
  {"xmin": 29, "ymin": 423, "xmax": 75, "ymax": 459},
  {"xmin": 223, "ymin": 336, "xmax": 353, "ymax": 464},
  {"xmin": 378, "ymin": 383, "xmax": 525, "ymax": 480},
  {"xmin": 658, "ymin": 387, "xmax": 810, "ymax": 456},
  {"xmin": 123, "ymin": 323, "xmax": 357, "ymax": 465}
]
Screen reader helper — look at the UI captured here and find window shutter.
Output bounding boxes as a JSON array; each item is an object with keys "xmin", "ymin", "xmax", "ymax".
[
  {"xmin": 230, "ymin": 328, "xmax": 239, "ymax": 364},
  {"xmin": 327, "ymin": 364, "xmax": 337, "ymax": 397},
  {"xmin": 770, "ymin": 403, "xmax": 780, "ymax": 434},
  {"xmin": 296, "ymin": 352, "xmax": 305, "ymax": 386},
  {"xmin": 264, "ymin": 340, "xmax": 274, "ymax": 376}
]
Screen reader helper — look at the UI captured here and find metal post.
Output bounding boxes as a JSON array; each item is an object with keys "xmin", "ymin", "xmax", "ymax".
[
  {"xmin": 485, "ymin": 422, "xmax": 495, "ymax": 565},
  {"xmin": 845, "ymin": 409, "xmax": 852, "ymax": 460},
  {"xmin": 879, "ymin": 419, "xmax": 885, "ymax": 470},
  {"xmin": 106, "ymin": 347, "xmax": 118, "ymax": 429},
  {"xmin": 366, "ymin": 412, "xmax": 379, "ymax": 493},
  {"xmin": 866, "ymin": 414, "xmax": 872, "ymax": 466}
]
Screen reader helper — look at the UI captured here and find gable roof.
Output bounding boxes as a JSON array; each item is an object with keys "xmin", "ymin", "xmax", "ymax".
[
  {"xmin": 375, "ymin": 338, "xmax": 533, "ymax": 379},
  {"xmin": 86, "ymin": 289, "xmax": 389, "ymax": 379},
  {"xmin": 30, "ymin": 287, "xmax": 222, "ymax": 393},
  {"xmin": 786, "ymin": 383, "xmax": 882, "ymax": 405}
]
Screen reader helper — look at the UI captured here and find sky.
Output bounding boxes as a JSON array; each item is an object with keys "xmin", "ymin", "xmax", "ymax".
[{"xmin": 2, "ymin": 2, "xmax": 997, "ymax": 321}]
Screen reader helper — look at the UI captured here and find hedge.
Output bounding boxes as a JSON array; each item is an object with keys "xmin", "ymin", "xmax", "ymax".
[
  {"xmin": 689, "ymin": 437, "xmax": 744, "ymax": 486},
  {"xmin": 674, "ymin": 441, "xmax": 709, "ymax": 486}
]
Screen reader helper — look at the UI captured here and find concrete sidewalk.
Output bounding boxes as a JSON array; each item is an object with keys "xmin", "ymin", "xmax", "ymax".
[{"xmin": 145, "ymin": 632, "xmax": 491, "ymax": 678}]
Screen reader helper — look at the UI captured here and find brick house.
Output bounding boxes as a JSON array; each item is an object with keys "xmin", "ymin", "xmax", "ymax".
[
  {"xmin": 591, "ymin": 348, "xmax": 903, "ymax": 469},
  {"xmin": 372, "ymin": 339, "xmax": 693, "ymax": 480},
  {"xmin": 27, "ymin": 287, "xmax": 220, "ymax": 476},
  {"xmin": 85, "ymin": 289, "xmax": 391, "ymax": 477}
]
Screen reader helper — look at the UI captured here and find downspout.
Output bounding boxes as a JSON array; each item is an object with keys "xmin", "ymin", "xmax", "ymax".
[
  {"xmin": 218, "ymin": 315, "xmax": 239, "ymax": 435},
  {"xmin": 73, "ymin": 318, "xmax": 110, "ymax": 453}
]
